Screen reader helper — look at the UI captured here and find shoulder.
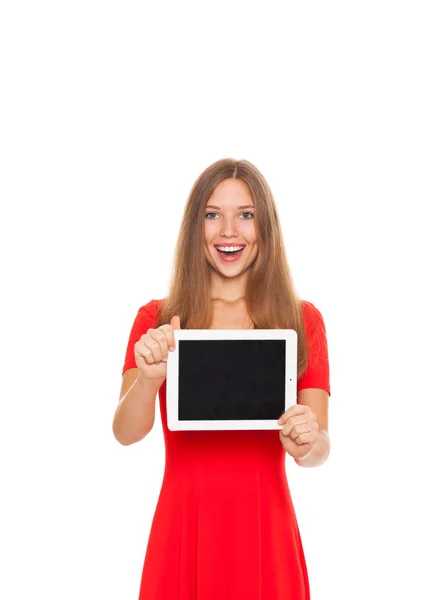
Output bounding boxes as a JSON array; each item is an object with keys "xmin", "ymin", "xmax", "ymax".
[
  {"xmin": 135, "ymin": 298, "xmax": 165, "ymax": 326},
  {"xmin": 139, "ymin": 298, "xmax": 164, "ymax": 314},
  {"xmin": 300, "ymin": 299, "xmax": 326, "ymax": 328},
  {"xmin": 300, "ymin": 300, "xmax": 328, "ymax": 350}
]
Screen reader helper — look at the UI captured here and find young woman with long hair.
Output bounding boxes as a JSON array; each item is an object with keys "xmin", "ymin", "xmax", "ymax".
[{"xmin": 113, "ymin": 158, "xmax": 331, "ymax": 599}]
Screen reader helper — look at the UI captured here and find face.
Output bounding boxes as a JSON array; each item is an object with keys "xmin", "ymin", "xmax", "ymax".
[{"xmin": 204, "ymin": 178, "xmax": 259, "ymax": 278}]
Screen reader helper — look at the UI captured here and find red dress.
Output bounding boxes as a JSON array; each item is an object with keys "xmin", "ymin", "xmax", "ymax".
[{"xmin": 122, "ymin": 299, "xmax": 331, "ymax": 600}]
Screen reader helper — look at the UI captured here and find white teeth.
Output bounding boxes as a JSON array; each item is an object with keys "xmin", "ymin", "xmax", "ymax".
[{"xmin": 216, "ymin": 246, "xmax": 244, "ymax": 252}]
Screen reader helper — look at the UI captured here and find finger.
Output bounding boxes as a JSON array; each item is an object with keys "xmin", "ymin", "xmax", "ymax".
[
  {"xmin": 135, "ymin": 340, "xmax": 155, "ymax": 365},
  {"xmin": 287, "ymin": 422, "xmax": 311, "ymax": 442},
  {"xmin": 278, "ymin": 404, "xmax": 308, "ymax": 424},
  {"xmin": 281, "ymin": 415, "xmax": 309, "ymax": 436},
  {"xmin": 171, "ymin": 315, "xmax": 181, "ymax": 330},
  {"xmin": 144, "ymin": 332, "xmax": 166, "ymax": 362},
  {"xmin": 152, "ymin": 328, "xmax": 173, "ymax": 357},
  {"xmin": 166, "ymin": 315, "xmax": 181, "ymax": 351},
  {"xmin": 294, "ymin": 433, "xmax": 315, "ymax": 446},
  {"xmin": 158, "ymin": 324, "xmax": 176, "ymax": 352}
]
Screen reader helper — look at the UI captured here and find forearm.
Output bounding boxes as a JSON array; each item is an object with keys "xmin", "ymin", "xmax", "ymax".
[
  {"xmin": 112, "ymin": 373, "xmax": 164, "ymax": 446},
  {"xmin": 294, "ymin": 429, "xmax": 331, "ymax": 468}
]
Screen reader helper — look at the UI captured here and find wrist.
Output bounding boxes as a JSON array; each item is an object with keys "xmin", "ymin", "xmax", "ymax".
[
  {"xmin": 294, "ymin": 446, "xmax": 313, "ymax": 462},
  {"xmin": 136, "ymin": 371, "xmax": 165, "ymax": 393}
]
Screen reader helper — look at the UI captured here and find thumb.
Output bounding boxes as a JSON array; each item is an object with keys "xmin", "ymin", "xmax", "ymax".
[{"xmin": 171, "ymin": 315, "xmax": 181, "ymax": 330}]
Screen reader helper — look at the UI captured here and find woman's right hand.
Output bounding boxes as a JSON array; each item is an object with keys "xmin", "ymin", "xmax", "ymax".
[{"xmin": 134, "ymin": 315, "xmax": 181, "ymax": 380}]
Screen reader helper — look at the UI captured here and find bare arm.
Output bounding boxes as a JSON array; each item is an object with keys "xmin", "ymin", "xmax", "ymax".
[{"xmin": 112, "ymin": 368, "xmax": 165, "ymax": 446}]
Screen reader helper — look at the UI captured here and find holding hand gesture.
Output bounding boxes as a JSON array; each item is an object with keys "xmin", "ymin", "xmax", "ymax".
[
  {"xmin": 134, "ymin": 315, "xmax": 181, "ymax": 380},
  {"xmin": 278, "ymin": 405, "xmax": 319, "ymax": 460}
]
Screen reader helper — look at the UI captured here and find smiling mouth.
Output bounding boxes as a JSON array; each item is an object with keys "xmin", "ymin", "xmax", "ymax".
[{"xmin": 214, "ymin": 246, "xmax": 246, "ymax": 261}]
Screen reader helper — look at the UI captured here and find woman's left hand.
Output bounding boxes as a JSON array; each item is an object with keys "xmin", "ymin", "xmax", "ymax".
[{"xmin": 278, "ymin": 404, "xmax": 319, "ymax": 459}]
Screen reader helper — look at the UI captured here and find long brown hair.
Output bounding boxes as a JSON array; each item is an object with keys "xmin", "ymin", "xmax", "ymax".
[{"xmin": 153, "ymin": 158, "xmax": 309, "ymax": 379}]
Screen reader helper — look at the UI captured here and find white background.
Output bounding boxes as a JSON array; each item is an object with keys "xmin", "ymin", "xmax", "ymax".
[{"xmin": 1, "ymin": 1, "xmax": 447, "ymax": 598}]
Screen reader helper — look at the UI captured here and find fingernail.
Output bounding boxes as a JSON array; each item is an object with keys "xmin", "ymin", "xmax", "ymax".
[{"xmin": 169, "ymin": 345, "xmax": 175, "ymax": 351}]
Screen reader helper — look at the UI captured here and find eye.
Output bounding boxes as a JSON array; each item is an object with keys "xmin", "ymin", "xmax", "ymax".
[{"xmin": 205, "ymin": 212, "xmax": 254, "ymax": 219}]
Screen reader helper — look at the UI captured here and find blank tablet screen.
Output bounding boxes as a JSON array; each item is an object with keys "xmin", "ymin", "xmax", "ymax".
[{"xmin": 178, "ymin": 339, "xmax": 286, "ymax": 421}]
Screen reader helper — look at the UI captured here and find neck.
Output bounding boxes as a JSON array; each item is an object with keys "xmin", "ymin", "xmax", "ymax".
[{"xmin": 209, "ymin": 270, "xmax": 248, "ymax": 303}]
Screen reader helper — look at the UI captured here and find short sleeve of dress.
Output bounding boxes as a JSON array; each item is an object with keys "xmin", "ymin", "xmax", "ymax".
[
  {"xmin": 297, "ymin": 301, "xmax": 331, "ymax": 397},
  {"xmin": 122, "ymin": 299, "xmax": 161, "ymax": 376}
]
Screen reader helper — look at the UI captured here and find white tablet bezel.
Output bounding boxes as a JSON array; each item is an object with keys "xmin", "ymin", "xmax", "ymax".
[{"xmin": 166, "ymin": 329, "xmax": 298, "ymax": 431}]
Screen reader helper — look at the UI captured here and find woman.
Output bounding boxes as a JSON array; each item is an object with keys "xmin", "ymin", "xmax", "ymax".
[{"xmin": 113, "ymin": 158, "xmax": 331, "ymax": 599}]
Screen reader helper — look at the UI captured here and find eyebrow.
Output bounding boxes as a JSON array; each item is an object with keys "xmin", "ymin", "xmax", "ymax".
[{"xmin": 205, "ymin": 205, "xmax": 255, "ymax": 210}]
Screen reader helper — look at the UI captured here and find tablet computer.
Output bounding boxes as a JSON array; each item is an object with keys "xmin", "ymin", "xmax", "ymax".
[{"xmin": 166, "ymin": 329, "xmax": 298, "ymax": 431}]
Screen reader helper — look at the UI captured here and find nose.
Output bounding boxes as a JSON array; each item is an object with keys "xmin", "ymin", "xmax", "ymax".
[{"xmin": 220, "ymin": 216, "xmax": 240, "ymax": 237}]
